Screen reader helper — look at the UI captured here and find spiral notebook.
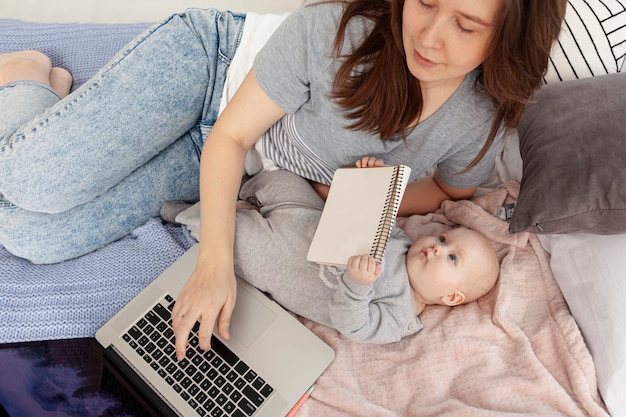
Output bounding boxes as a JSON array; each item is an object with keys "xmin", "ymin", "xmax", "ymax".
[{"xmin": 307, "ymin": 165, "xmax": 411, "ymax": 266}]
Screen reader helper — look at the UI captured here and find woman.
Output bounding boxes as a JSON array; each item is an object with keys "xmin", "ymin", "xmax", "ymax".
[{"xmin": 0, "ymin": 0, "xmax": 566, "ymax": 358}]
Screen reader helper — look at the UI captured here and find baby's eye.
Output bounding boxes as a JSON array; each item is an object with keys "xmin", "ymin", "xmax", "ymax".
[
  {"xmin": 448, "ymin": 253, "xmax": 457, "ymax": 265},
  {"xmin": 438, "ymin": 236, "xmax": 447, "ymax": 245}
]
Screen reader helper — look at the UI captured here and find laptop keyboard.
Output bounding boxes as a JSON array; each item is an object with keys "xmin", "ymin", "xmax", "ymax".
[{"xmin": 122, "ymin": 294, "xmax": 274, "ymax": 417}]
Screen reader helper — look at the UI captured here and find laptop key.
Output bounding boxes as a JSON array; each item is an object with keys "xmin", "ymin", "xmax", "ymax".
[
  {"xmin": 243, "ymin": 370, "xmax": 256, "ymax": 383},
  {"xmin": 237, "ymin": 397, "xmax": 256, "ymax": 416},
  {"xmin": 216, "ymin": 394, "xmax": 227, "ymax": 406},
  {"xmin": 154, "ymin": 303, "xmax": 171, "ymax": 321},
  {"xmin": 218, "ymin": 363, "xmax": 230, "ymax": 375},
  {"xmin": 234, "ymin": 378, "xmax": 245, "ymax": 390},
  {"xmin": 146, "ymin": 310, "xmax": 160, "ymax": 326},
  {"xmin": 230, "ymin": 390, "xmax": 242, "ymax": 403},
  {"xmin": 128, "ymin": 326, "xmax": 142, "ymax": 340},
  {"xmin": 204, "ymin": 398, "xmax": 216, "ymax": 411},
  {"xmin": 226, "ymin": 370, "xmax": 238, "ymax": 382},
  {"xmin": 211, "ymin": 336, "xmax": 238, "ymax": 366},
  {"xmin": 260, "ymin": 384, "xmax": 274, "ymax": 398},
  {"xmin": 252, "ymin": 377, "xmax": 264, "ymax": 390},
  {"xmin": 234, "ymin": 361, "xmax": 249, "ymax": 376},
  {"xmin": 197, "ymin": 392, "xmax": 208, "ymax": 404},
  {"xmin": 242, "ymin": 386, "xmax": 264, "ymax": 407},
  {"xmin": 224, "ymin": 401, "xmax": 236, "ymax": 414},
  {"xmin": 185, "ymin": 364, "xmax": 197, "ymax": 377}
]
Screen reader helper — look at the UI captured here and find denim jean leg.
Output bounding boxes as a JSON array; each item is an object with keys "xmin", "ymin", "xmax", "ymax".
[
  {"xmin": 0, "ymin": 82, "xmax": 60, "ymax": 140},
  {"xmin": 0, "ymin": 9, "xmax": 246, "ymax": 262},
  {"xmin": 0, "ymin": 130, "xmax": 201, "ymax": 264},
  {"xmin": 181, "ymin": 9, "xmax": 246, "ymax": 142},
  {"xmin": 0, "ymin": 9, "xmax": 245, "ymax": 214}
]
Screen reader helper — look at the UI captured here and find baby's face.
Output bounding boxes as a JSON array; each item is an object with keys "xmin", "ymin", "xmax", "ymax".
[{"xmin": 406, "ymin": 227, "xmax": 493, "ymax": 306}]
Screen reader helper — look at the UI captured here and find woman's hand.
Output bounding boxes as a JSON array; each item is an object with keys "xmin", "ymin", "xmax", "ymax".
[{"xmin": 171, "ymin": 260, "xmax": 237, "ymax": 360}]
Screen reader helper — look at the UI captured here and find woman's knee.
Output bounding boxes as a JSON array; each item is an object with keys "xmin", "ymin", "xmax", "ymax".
[
  {"xmin": 0, "ymin": 200, "xmax": 70, "ymax": 264},
  {"xmin": 0, "ymin": 198, "xmax": 142, "ymax": 264}
]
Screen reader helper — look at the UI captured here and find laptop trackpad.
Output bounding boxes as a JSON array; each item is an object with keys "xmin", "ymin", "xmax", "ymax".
[{"xmin": 228, "ymin": 283, "xmax": 277, "ymax": 348}]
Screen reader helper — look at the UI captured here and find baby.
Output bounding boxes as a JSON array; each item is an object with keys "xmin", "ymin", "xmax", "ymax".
[
  {"xmin": 233, "ymin": 165, "xmax": 499, "ymax": 344},
  {"xmin": 348, "ymin": 225, "xmax": 499, "ymax": 317}
]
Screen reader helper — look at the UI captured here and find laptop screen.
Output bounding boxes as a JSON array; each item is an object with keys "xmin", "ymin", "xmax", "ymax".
[{"xmin": 0, "ymin": 338, "xmax": 161, "ymax": 417}]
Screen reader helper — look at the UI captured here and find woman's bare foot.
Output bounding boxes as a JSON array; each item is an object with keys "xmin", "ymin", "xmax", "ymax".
[
  {"xmin": 49, "ymin": 67, "xmax": 73, "ymax": 98},
  {"xmin": 0, "ymin": 50, "xmax": 73, "ymax": 98}
]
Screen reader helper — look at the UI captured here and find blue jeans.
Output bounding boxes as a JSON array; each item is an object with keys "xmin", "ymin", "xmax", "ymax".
[{"xmin": 0, "ymin": 9, "xmax": 246, "ymax": 263}]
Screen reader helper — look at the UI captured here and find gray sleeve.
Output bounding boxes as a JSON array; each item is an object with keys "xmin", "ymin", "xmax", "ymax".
[
  {"xmin": 252, "ymin": 0, "xmax": 340, "ymax": 114},
  {"xmin": 329, "ymin": 274, "xmax": 408, "ymax": 344}
]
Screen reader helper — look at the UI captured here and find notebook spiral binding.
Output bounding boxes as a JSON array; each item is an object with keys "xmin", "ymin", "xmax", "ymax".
[{"xmin": 370, "ymin": 166, "xmax": 406, "ymax": 263}]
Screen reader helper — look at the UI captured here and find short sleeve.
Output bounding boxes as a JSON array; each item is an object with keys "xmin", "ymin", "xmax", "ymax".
[{"xmin": 252, "ymin": 0, "xmax": 352, "ymax": 115}]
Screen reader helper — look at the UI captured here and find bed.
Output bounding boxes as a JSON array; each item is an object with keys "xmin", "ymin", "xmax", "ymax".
[{"xmin": 1, "ymin": 0, "xmax": 625, "ymax": 416}]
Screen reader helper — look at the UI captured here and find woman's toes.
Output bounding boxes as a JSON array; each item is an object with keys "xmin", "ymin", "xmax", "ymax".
[{"xmin": 49, "ymin": 67, "xmax": 73, "ymax": 98}]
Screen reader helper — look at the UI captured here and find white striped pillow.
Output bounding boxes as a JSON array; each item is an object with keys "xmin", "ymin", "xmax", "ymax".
[{"xmin": 545, "ymin": 0, "xmax": 626, "ymax": 83}]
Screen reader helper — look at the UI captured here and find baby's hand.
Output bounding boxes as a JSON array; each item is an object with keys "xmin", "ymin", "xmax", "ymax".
[
  {"xmin": 356, "ymin": 156, "xmax": 384, "ymax": 168},
  {"xmin": 346, "ymin": 255, "xmax": 381, "ymax": 285}
]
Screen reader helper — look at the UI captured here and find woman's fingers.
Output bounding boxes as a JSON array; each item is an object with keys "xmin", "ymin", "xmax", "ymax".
[{"xmin": 171, "ymin": 268, "xmax": 237, "ymax": 360}]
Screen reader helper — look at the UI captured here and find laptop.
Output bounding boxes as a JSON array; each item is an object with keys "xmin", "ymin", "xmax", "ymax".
[
  {"xmin": 0, "ymin": 337, "xmax": 164, "ymax": 416},
  {"xmin": 95, "ymin": 244, "xmax": 335, "ymax": 417}
]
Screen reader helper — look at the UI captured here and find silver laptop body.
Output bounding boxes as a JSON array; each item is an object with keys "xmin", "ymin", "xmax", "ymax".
[{"xmin": 96, "ymin": 244, "xmax": 335, "ymax": 417}]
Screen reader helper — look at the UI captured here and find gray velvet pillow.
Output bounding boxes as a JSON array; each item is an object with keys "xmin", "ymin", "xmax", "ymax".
[{"xmin": 509, "ymin": 72, "xmax": 626, "ymax": 234}]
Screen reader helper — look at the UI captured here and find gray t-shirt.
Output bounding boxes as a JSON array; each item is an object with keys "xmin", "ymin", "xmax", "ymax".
[{"xmin": 253, "ymin": 0, "xmax": 500, "ymax": 188}]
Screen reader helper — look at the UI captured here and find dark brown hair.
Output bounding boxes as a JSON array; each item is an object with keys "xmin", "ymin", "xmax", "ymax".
[{"xmin": 329, "ymin": 0, "xmax": 567, "ymax": 170}]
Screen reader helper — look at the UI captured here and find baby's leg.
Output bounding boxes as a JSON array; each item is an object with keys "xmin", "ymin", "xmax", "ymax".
[
  {"xmin": 234, "ymin": 188, "xmax": 321, "ymax": 297},
  {"xmin": 239, "ymin": 170, "xmax": 325, "ymax": 214},
  {"xmin": 235, "ymin": 169, "xmax": 322, "ymax": 291}
]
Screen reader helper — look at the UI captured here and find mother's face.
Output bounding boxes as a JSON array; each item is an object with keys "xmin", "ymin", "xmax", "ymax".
[{"xmin": 401, "ymin": 0, "xmax": 504, "ymax": 89}]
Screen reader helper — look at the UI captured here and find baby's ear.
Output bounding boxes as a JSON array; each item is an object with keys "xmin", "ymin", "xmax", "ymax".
[{"xmin": 441, "ymin": 291, "xmax": 465, "ymax": 306}]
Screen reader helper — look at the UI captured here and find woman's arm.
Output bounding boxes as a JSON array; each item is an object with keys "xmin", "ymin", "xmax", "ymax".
[
  {"xmin": 172, "ymin": 69, "xmax": 286, "ymax": 359},
  {"xmin": 312, "ymin": 168, "xmax": 477, "ymax": 217},
  {"xmin": 397, "ymin": 171, "xmax": 476, "ymax": 217}
]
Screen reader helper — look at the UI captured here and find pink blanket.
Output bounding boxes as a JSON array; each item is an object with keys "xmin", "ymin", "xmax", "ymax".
[{"xmin": 296, "ymin": 182, "xmax": 609, "ymax": 417}]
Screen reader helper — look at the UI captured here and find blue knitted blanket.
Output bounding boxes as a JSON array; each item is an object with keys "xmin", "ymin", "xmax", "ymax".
[
  {"xmin": 0, "ymin": 19, "xmax": 151, "ymax": 91},
  {"xmin": 0, "ymin": 220, "xmax": 195, "ymax": 342},
  {"xmin": 0, "ymin": 20, "xmax": 197, "ymax": 343}
]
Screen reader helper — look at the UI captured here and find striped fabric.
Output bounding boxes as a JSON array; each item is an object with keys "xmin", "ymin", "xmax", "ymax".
[
  {"xmin": 546, "ymin": 0, "xmax": 626, "ymax": 83},
  {"xmin": 261, "ymin": 114, "xmax": 335, "ymax": 185}
]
